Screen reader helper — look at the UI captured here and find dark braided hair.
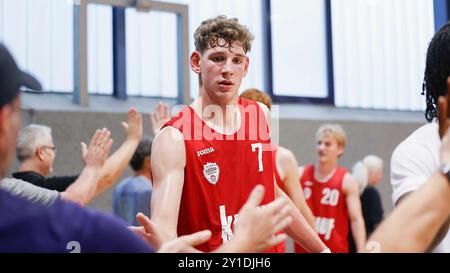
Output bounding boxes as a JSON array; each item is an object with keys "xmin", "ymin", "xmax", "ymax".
[{"xmin": 423, "ymin": 22, "xmax": 450, "ymax": 122}]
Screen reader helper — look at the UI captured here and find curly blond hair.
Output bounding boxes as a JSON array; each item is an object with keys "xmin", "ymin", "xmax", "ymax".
[{"xmin": 194, "ymin": 15, "xmax": 254, "ymax": 53}]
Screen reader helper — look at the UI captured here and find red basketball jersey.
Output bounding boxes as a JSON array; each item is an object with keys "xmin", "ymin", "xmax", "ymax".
[
  {"xmin": 162, "ymin": 98, "xmax": 277, "ymax": 252},
  {"xmin": 295, "ymin": 164, "xmax": 350, "ymax": 253}
]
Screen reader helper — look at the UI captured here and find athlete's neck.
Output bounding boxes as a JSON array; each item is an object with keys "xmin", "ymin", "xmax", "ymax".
[
  {"xmin": 315, "ymin": 161, "xmax": 338, "ymax": 182},
  {"xmin": 191, "ymin": 96, "xmax": 241, "ymax": 134}
]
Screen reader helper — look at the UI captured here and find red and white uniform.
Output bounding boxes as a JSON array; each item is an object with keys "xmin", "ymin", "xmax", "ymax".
[
  {"xmin": 295, "ymin": 164, "xmax": 350, "ymax": 253},
  {"xmin": 162, "ymin": 98, "xmax": 276, "ymax": 252}
]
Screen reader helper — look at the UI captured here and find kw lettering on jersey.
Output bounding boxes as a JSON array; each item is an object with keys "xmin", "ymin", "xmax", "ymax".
[
  {"xmin": 197, "ymin": 147, "xmax": 215, "ymax": 157},
  {"xmin": 304, "ymin": 181, "xmax": 314, "ymax": 187},
  {"xmin": 203, "ymin": 162, "xmax": 220, "ymax": 185},
  {"xmin": 315, "ymin": 217, "xmax": 335, "ymax": 240},
  {"xmin": 219, "ymin": 205, "xmax": 238, "ymax": 242}
]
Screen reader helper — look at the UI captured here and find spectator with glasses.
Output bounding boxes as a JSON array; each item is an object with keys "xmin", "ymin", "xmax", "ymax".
[{"xmin": 12, "ymin": 107, "xmax": 143, "ymax": 194}]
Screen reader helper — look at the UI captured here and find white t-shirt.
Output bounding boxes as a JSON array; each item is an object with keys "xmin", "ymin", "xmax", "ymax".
[{"xmin": 391, "ymin": 122, "xmax": 450, "ymax": 253}]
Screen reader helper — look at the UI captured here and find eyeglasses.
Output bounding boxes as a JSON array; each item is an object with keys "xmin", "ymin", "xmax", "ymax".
[{"xmin": 41, "ymin": 145, "xmax": 57, "ymax": 153}]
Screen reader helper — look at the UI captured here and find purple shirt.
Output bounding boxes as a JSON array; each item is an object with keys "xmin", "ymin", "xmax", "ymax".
[{"xmin": 0, "ymin": 189, "xmax": 154, "ymax": 253}]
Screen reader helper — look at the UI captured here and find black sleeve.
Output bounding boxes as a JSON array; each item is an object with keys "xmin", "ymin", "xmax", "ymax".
[
  {"xmin": 44, "ymin": 175, "xmax": 79, "ymax": 192},
  {"xmin": 371, "ymin": 190, "xmax": 384, "ymax": 222},
  {"xmin": 364, "ymin": 188, "xmax": 384, "ymax": 235}
]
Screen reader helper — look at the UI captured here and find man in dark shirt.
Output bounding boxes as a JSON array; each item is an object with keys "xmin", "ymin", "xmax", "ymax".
[{"xmin": 13, "ymin": 170, "xmax": 77, "ymax": 192}]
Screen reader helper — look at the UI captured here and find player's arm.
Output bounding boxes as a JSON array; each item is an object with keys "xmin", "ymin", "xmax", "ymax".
[
  {"xmin": 365, "ymin": 171, "xmax": 450, "ymax": 252},
  {"xmin": 276, "ymin": 147, "xmax": 315, "ymax": 229},
  {"xmin": 150, "ymin": 126, "xmax": 186, "ymax": 248},
  {"xmin": 396, "ymin": 191, "xmax": 450, "ymax": 252},
  {"xmin": 275, "ymin": 183, "xmax": 329, "ymax": 252},
  {"xmin": 343, "ymin": 173, "xmax": 366, "ymax": 252},
  {"xmin": 93, "ymin": 108, "xmax": 142, "ymax": 195}
]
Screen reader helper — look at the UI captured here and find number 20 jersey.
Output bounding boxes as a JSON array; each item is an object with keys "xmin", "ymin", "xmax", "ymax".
[{"xmin": 295, "ymin": 164, "xmax": 350, "ymax": 253}]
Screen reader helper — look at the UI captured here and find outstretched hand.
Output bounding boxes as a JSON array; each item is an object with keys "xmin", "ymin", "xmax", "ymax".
[
  {"xmin": 81, "ymin": 128, "xmax": 113, "ymax": 168},
  {"xmin": 231, "ymin": 185, "xmax": 292, "ymax": 252},
  {"xmin": 122, "ymin": 107, "xmax": 143, "ymax": 142},
  {"xmin": 151, "ymin": 102, "xmax": 171, "ymax": 135},
  {"xmin": 128, "ymin": 212, "xmax": 210, "ymax": 253},
  {"xmin": 128, "ymin": 213, "xmax": 164, "ymax": 250}
]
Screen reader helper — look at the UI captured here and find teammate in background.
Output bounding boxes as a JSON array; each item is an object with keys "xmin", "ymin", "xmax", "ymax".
[{"xmin": 296, "ymin": 124, "xmax": 366, "ymax": 253}]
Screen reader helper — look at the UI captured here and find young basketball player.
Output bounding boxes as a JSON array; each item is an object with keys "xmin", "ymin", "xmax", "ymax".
[
  {"xmin": 296, "ymin": 124, "xmax": 366, "ymax": 253},
  {"xmin": 150, "ymin": 16, "xmax": 328, "ymax": 253}
]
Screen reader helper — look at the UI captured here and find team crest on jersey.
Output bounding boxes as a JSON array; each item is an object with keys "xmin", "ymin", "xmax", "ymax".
[
  {"xmin": 203, "ymin": 162, "xmax": 220, "ymax": 185},
  {"xmin": 303, "ymin": 181, "xmax": 313, "ymax": 200}
]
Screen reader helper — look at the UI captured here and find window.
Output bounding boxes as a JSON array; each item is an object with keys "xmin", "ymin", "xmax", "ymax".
[
  {"xmin": 0, "ymin": 0, "xmax": 73, "ymax": 92},
  {"xmin": 1, "ymin": 0, "xmax": 442, "ymax": 110},
  {"xmin": 269, "ymin": 0, "xmax": 330, "ymax": 100},
  {"xmin": 88, "ymin": 4, "xmax": 113, "ymax": 95},
  {"xmin": 126, "ymin": 10, "xmax": 178, "ymax": 98},
  {"xmin": 0, "ymin": 0, "xmax": 113, "ymax": 94},
  {"xmin": 331, "ymin": 0, "xmax": 435, "ymax": 111}
]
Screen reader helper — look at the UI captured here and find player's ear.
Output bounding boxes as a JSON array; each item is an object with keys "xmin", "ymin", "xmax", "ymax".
[
  {"xmin": 337, "ymin": 145, "xmax": 344, "ymax": 158},
  {"xmin": 243, "ymin": 56, "xmax": 249, "ymax": 77},
  {"xmin": 190, "ymin": 51, "xmax": 201, "ymax": 75}
]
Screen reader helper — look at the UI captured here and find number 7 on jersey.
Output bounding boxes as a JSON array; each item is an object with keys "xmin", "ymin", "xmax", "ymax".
[{"xmin": 251, "ymin": 143, "xmax": 264, "ymax": 172}]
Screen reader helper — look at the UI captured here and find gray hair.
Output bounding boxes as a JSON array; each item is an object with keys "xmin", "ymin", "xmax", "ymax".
[
  {"xmin": 362, "ymin": 155, "xmax": 384, "ymax": 172},
  {"xmin": 16, "ymin": 124, "xmax": 53, "ymax": 162},
  {"xmin": 352, "ymin": 161, "xmax": 369, "ymax": 195}
]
